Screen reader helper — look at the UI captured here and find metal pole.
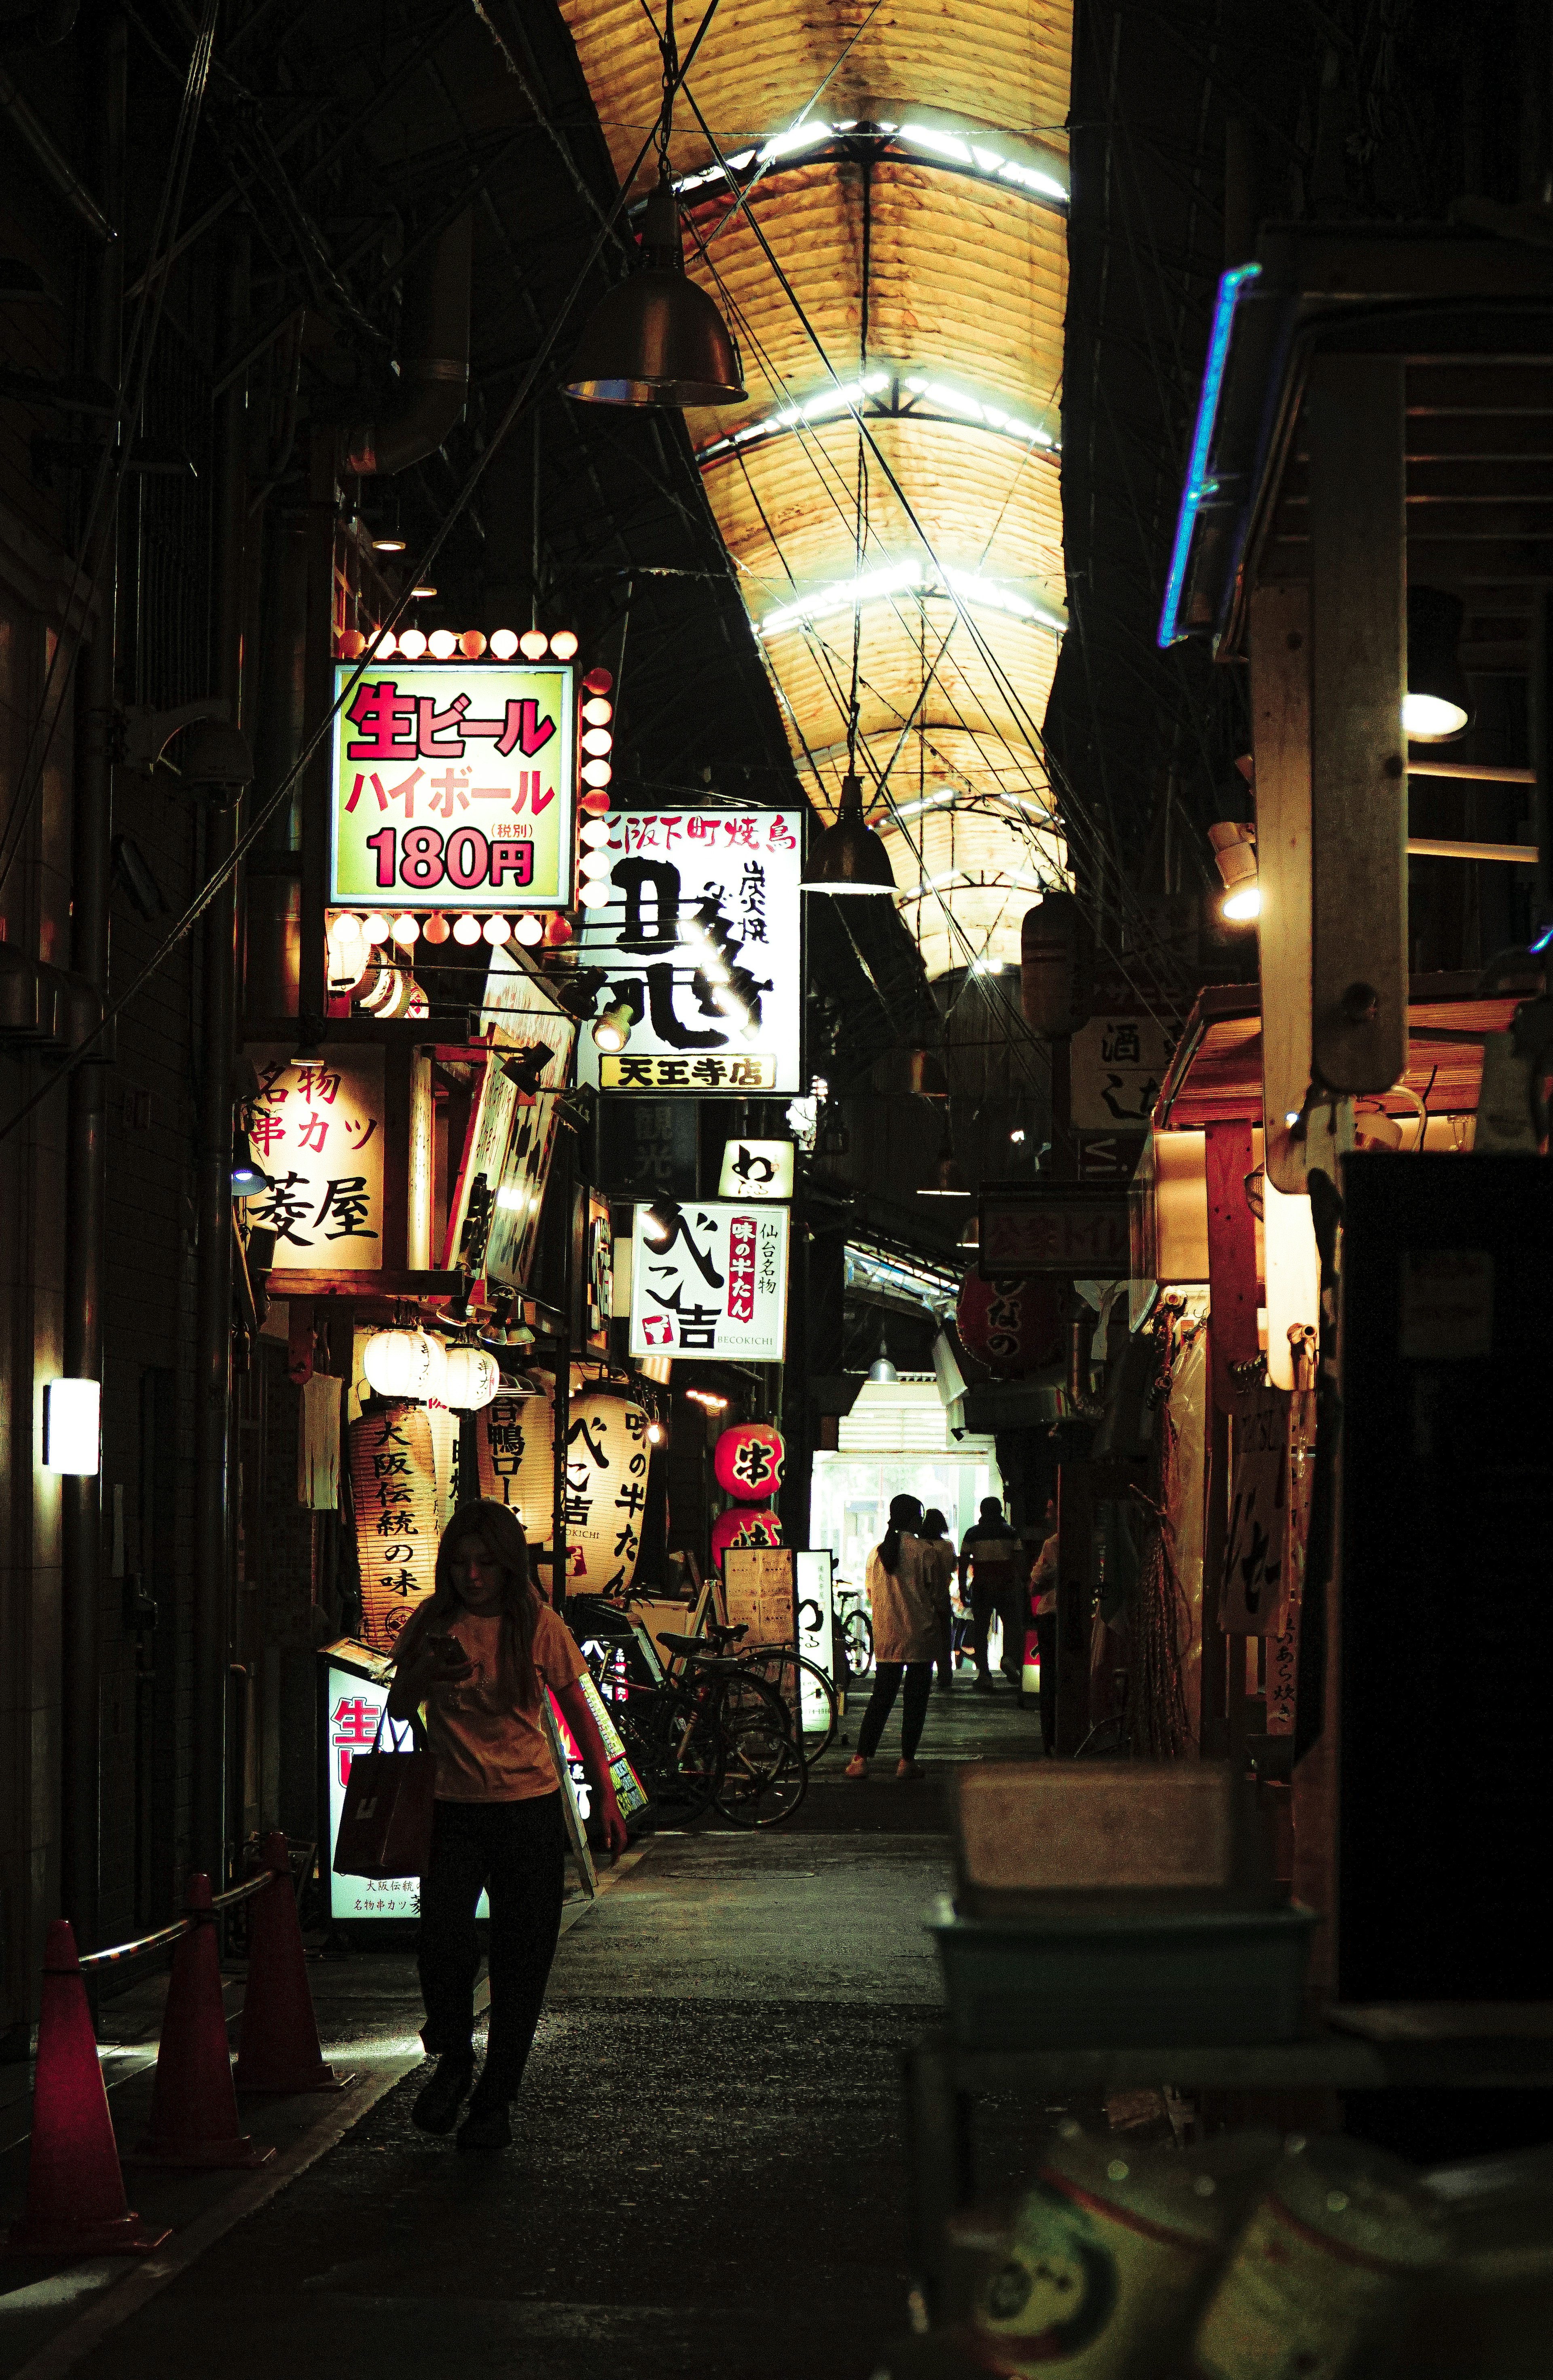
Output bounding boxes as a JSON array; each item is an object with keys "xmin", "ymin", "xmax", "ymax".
[
  {"xmin": 61, "ymin": 12, "xmax": 125, "ymax": 1950},
  {"xmin": 550, "ymin": 1128, "xmax": 575, "ymax": 1615},
  {"xmin": 191, "ymin": 236, "xmax": 250, "ymax": 1889}
]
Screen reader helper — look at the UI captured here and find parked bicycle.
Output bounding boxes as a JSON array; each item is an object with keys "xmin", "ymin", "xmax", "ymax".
[
  {"xmin": 697, "ymin": 1621, "xmax": 840, "ymax": 1767},
  {"xmin": 601, "ymin": 1625, "xmax": 808, "ymax": 1827},
  {"xmin": 831, "ymin": 1585, "xmax": 874, "ymax": 1683}
]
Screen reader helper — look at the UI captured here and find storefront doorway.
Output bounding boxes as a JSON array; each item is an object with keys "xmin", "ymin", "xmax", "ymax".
[{"xmin": 809, "ymin": 1376, "xmax": 1002, "ymax": 1592}]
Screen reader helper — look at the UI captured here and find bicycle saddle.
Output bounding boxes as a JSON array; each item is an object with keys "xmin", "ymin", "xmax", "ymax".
[{"xmin": 657, "ymin": 1632, "xmax": 709, "ymax": 1657}]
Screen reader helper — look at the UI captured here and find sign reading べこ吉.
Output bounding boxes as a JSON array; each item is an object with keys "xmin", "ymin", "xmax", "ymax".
[
  {"xmin": 629, "ymin": 1200, "xmax": 790, "ymax": 1362},
  {"xmin": 330, "ymin": 663, "xmax": 575, "ymax": 909}
]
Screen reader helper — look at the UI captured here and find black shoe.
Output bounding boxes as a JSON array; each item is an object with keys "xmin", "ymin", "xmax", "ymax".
[
  {"xmin": 411, "ymin": 2052, "xmax": 474, "ymax": 2134},
  {"xmin": 457, "ymin": 2096, "xmax": 512, "ymax": 2154},
  {"xmin": 972, "ymin": 1676, "xmax": 994, "ymax": 1694}
]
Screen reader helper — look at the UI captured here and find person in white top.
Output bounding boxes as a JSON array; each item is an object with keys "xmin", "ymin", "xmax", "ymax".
[{"xmin": 844, "ymin": 1494, "xmax": 939, "ymax": 1780}]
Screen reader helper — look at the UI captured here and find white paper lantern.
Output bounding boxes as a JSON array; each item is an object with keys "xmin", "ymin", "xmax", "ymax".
[
  {"xmin": 564, "ymin": 1392, "xmax": 651, "ymax": 1597},
  {"xmin": 444, "ymin": 1346, "xmax": 501, "ymax": 1411},
  {"xmin": 476, "ymin": 1376, "xmax": 555, "ymax": 1538},
  {"xmin": 362, "ymin": 1328, "xmax": 446, "ymax": 1403},
  {"xmin": 348, "ymin": 1399, "xmax": 439, "ymax": 1650}
]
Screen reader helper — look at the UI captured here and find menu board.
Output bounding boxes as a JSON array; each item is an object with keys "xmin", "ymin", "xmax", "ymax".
[{"xmin": 724, "ymin": 1546, "xmax": 796, "ymax": 1649}]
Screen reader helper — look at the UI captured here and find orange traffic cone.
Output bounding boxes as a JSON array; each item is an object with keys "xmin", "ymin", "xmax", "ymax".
[
  {"xmin": 126, "ymin": 1876, "xmax": 274, "ymax": 2170},
  {"xmin": 234, "ymin": 1834, "xmax": 349, "ymax": 2095},
  {"xmin": 7, "ymin": 1920, "xmax": 169, "ymax": 2255}
]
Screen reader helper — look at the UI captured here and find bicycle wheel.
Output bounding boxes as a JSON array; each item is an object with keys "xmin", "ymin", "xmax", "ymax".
[
  {"xmin": 840, "ymin": 1606, "xmax": 873, "ymax": 1682},
  {"xmin": 738, "ymin": 1649, "xmax": 839, "ymax": 1765},
  {"xmin": 661, "ymin": 1688, "xmax": 724, "ymax": 1818},
  {"xmin": 712, "ymin": 1672, "xmax": 808, "ymax": 1827}
]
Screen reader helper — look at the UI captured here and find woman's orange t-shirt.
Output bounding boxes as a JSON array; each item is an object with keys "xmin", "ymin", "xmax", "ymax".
[{"xmin": 419, "ymin": 1604, "xmax": 587, "ymax": 1803}]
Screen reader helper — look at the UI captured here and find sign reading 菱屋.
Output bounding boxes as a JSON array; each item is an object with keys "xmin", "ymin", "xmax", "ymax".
[
  {"xmin": 330, "ymin": 662, "xmax": 575, "ymax": 909},
  {"xmin": 628, "ymin": 1200, "xmax": 790, "ymax": 1362},
  {"xmin": 574, "ymin": 809, "xmax": 802, "ymax": 1095},
  {"xmin": 248, "ymin": 1047, "xmax": 386, "ymax": 1271}
]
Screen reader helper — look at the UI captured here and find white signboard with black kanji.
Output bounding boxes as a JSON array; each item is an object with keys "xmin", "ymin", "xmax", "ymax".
[
  {"xmin": 628, "ymin": 1200, "xmax": 790, "ymax": 1363},
  {"xmin": 574, "ymin": 809, "xmax": 802, "ymax": 1096}
]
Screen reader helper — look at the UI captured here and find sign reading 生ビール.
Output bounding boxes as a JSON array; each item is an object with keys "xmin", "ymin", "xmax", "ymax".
[
  {"xmin": 574, "ymin": 809, "xmax": 802, "ymax": 1096},
  {"xmin": 330, "ymin": 662, "xmax": 575, "ymax": 910},
  {"xmin": 628, "ymin": 1200, "xmax": 789, "ymax": 1363}
]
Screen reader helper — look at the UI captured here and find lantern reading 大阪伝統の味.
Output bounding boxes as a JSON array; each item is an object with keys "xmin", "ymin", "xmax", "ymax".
[
  {"xmin": 348, "ymin": 1400, "xmax": 439, "ymax": 1650},
  {"xmin": 713, "ymin": 1421, "xmax": 785, "ymax": 1503}
]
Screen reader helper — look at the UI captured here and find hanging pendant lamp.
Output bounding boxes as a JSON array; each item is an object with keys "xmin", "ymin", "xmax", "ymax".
[
  {"xmin": 563, "ymin": 167, "xmax": 746, "ymax": 408},
  {"xmin": 802, "ymin": 773, "xmax": 897, "ymax": 894}
]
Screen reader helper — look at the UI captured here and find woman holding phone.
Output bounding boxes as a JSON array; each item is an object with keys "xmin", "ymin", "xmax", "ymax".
[{"xmin": 387, "ymin": 1499, "xmax": 627, "ymax": 2154}]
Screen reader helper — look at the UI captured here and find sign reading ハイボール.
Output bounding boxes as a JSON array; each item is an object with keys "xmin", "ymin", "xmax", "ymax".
[
  {"xmin": 628, "ymin": 1201, "xmax": 790, "ymax": 1363},
  {"xmin": 330, "ymin": 662, "xmax": 575, "ymax": 909},
  {"xmin": 575, "ymin": 809, "xmax": 802, "ymax": 1095}
]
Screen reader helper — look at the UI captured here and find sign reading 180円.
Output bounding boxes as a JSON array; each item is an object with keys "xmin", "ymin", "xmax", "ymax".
[{"xmin": 330, "ymin": 663, "xmax": 575, "ymax": 909}]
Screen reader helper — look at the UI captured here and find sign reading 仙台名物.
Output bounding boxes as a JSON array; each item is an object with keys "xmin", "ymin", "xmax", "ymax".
[
  {"xmin": 574, "ymin": 809, "xmax": 802, "ymax": 1096},
  {"xmin": 628, "ymin": 1200, "xmax": 789, "ymax": 1363},
  {"xmin": 330, "ymin": 662, "xmax": 575, "ymax": 910}
]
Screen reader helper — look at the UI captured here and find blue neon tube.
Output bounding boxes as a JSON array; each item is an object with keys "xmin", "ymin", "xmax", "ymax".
[{"xmin": 1156, "ymin": 262, "xmax": 1262, "ymax": 649}]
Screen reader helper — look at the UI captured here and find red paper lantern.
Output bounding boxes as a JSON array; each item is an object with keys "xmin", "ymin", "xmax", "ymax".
[
  {"xmin": 956, "ymin": 1270, "xmax": 1064, "ymax": 1377},
  {"xmin": 709, "ymin": 1505, "xmax": 783, "ymax": 1573},
  {"xmin": 713, "ymin": 1422, "xmax": 785, "ymax": 1503}
]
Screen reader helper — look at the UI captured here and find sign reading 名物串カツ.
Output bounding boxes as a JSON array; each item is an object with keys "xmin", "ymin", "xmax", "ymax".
[
  {"xmin": 575, "ymin": 809, "xmax": 802, "ymax": 1095},
  {"xmin": 330, "ymin": 662, "xmax": 575, "ymax": 909},
  {"xmin": 979, "ymin": 1185, "xmax": 1131, "ymax": 1278},
  {"xmin": 717, "ymin": 1138, "xmax": 794, "ymax": 1200},
  {"xmin": 249, "ymin": 1047, "xmax": 385, "ymax": 1271},
  {"xmin": 628, "ymin": 1200, "xmax": 790, "ymax": 1363}
]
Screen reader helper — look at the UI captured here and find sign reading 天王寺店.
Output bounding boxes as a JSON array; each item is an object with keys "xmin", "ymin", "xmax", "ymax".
[
  {"xmin": 330, "ymin": 662, "xmax": 575, "ymax": 910},
  {"xmin": 574, "ymin": 809, "xmax": 802, "ymax": 1096},
  {"xmin": 249, "ymin": 1048, "xmax": 386, "ymax": 1271},
  {"xmin": 628, "ymin": 1200, "xmax": 790, "ymax": 1362}
]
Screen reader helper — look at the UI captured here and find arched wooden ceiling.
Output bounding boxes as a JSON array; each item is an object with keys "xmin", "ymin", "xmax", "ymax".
[{"xmin": 561, "ymin": 0, "xmax": 1072, "ymax": 979}]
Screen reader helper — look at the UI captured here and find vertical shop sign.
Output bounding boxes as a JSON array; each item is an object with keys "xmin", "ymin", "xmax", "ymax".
[
  {"xmin": 248, "ymin": 1047, "xmax": 386, "ymax": 1272},
  {"xmin": 475, "ymin": 1378, "xmax": 556, "ymax": 1541},
  {"xmin": 330, "ymin": 661, "xmax": 575, "ymax": 909},
  {"xmin": 1219, "ymin": 1392, "xmax": 1287, "ymax": 1635},
  {"xmin": 574, "ymin": 809, "xmax": 803, "ymax": 1095},
  {"xmin": 1069, "ymin": 1011, "xmax": 1171, "ymax": 1132},
  {"xmin": 796, "ymin": 1549, "xmax": 835, "ymax": 1734},
  {"xmin": 564, "ymin": 1392, "xmax": 650, "ymax": 1596},
  {"xmin": 599, "ymin": 1099, "xmax": 699, "ymax": 1198},
  {"xmin": 347, "ymin": 1400, "xmax": 439, "ymax": 1649},
  {"xmin": 628, "ymin": 1200, "xmax": 789, "ymax": 1362}
]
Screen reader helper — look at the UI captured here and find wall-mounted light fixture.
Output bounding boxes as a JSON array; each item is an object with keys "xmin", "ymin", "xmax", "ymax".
[
  {"xmin": 44, "ymin": 1379, "xmax": 101, "ymax": 1475},
  {"xmin": 1209, "ymin": 820, "xmax": 1259, "ymax": 922}
]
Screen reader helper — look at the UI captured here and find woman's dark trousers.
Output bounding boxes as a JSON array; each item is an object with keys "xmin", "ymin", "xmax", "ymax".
[
  {"xmin": 418, "ymin": 1793, "xmax": 565, "ymax": 2103},
  {"xmin": 857, "ymin": 1661, "xmax": 933, "ymax": 1760}
]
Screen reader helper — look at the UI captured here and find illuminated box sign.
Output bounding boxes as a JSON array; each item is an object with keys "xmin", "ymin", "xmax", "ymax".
[
  {"xmin": 330, "ymin": 662, "xmax": 575, "ymax": 909},
  {"xmin": 628, "ymin": 1200, "xmax": 790, "ymax": 1363},
  {"xmin": 248, "ymin": 1047, "xmax": 386, "ymax": 1271},
  {"xmin": 575, "ymin": 808, "xmax": 802, "ymax": 1096},
  {"xmin": 979, "ymin": 1186, "xmax": 1131, "ymax": 1278},
  {"xmin": 717, "ymin": 1138, "xmax": 794, "ymax": 1200}
]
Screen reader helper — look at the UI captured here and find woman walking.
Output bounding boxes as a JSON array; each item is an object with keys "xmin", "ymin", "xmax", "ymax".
[
  {"xmin": 387, "ymin": 1500, "xmax": 628, "ymax": 2153},
  {"xmin": 920, "ymin": 1507, "xmax": 957, "ymax": 1693},
  {"xmin": 845, "ymin": 1494, "xmax": 939, "ymax": 1779}
]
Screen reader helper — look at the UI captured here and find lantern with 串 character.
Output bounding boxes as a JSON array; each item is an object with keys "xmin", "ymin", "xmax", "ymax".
[
  {"xmin": 347, "ymin": 1400, "xmax": 439, "ymax": 1650},
  {"xmin": 563, "ymin": 1392, "xmax": 650, "ymax": 1598},
  {"xmin": 956, "ymin": 1270, "xmax": 1064, "ymax": 1378},
  {"xmin": 713, "ymin": 1421, "xmax": 785, "ymax": 1503},
  {"xmin": 710, "ymin": 1504, "xmax": 783, "ymax": 1573}
]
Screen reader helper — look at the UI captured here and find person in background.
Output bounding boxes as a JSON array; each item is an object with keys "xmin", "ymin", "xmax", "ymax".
[
  {"xmin": 919, "ymin": 1508, "xmax": 957, "ymax": 1693},
  {"xmin": 1030, "ymin": 1494, "xmax": 1060, "ymax": 1753},
  {"xmin": 845, "ymin": 1494, "xmax": 938, "ymax": 1778},
  {"xmin": 387, "ymin": 1500, "xmax": 628, "ymax": 2154},
  {"xmin": 958, "ymin": 1494, "xmax": 1028, "ymax": 1692}
]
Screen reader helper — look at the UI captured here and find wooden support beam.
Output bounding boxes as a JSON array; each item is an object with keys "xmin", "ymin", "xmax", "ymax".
[
  {"xmin": 1307, "ymin": 356, "xmax": 1408, "ymax": 1094},
  {"xmin": 1204, "ymin": 1121, "xmax": 1259, "ymax": 1409},
  {"xmin": 1249, "ymin": 581, "xmax": 1314, "ymax": 1191}
]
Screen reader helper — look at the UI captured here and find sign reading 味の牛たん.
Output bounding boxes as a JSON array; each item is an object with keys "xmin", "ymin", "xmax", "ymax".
[{"xmin": 628, "ymin": 1201, "xmax": 789, "ymax": 1363}]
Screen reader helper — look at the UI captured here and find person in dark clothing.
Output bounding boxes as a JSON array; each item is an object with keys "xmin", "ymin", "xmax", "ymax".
[
  {"xmin": 387, "ymin": 1501, "xmax": 626, "ymax": 2154},
  {"xmin": 919, "ymin": 1508, "xmax": 956, "ymax": 1692},
  {"xmin": 957, "ymin": 1495, "xmax": 1028, "ymax": 1692}
]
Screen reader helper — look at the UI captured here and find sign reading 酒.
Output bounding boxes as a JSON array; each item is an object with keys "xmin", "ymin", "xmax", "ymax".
[
  {"xmin": 249, "ymin": 1047, "xmax": 385, "ymax": 1271},
  {"xmin": 330, "ymin": 662, "xmax": 575, "ymax": 909},
  {"xmin": 575, "ymin": 809, "xmax": 802, "ymax": 1096},
  {"xmin": 1070, "ymin": 1011, "xmax": 1172, "ymax": 1132},
  {"xmin": 980, "ymin": 1186, "xmax": 1131, "ymax": 1278},
  {"xmin": 628, "ymin": 1200, "xmax": 790, "ymax": 1362}
]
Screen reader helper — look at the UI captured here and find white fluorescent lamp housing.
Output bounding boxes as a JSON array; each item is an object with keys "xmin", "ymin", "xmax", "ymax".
[
  {"xmin": 44, "ymin": 1378, "xmax": 101, "ymax": 1475},
  {"xmin": 761, "ymin": 560, "xmax": 1066, "ymax": 641},
  {"xmin": 695, "ymin": 367, "xmax": 1057, "ymax": 466},
  {"xmin": 1263, "ymin": 1176, "xmax": 1320, "ymax": 1392}
]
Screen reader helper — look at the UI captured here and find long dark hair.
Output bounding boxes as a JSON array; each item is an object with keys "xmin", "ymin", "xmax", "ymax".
[
  {"xmin": 878, "ymin": 1493, "xmax": 923, "ymax": 1577},
  {"xmin": 922, "ymin": 1507, "xmax": 949, "ymax": 1541},
  {"xmin": 409, "ymin": 1500, "xmax": 543, "ymax": 1708}
]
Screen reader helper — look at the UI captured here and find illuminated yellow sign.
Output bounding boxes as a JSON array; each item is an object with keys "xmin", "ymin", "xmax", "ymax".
[{"xmin": 329, "ymin": 661, "xmax": 575, "ymax": 908}]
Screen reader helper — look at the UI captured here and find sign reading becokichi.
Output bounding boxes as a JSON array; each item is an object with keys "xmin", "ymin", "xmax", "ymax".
[
  {"xmin": 330, "ymin": 661, "xmax": 576, "ymax": 909},
  {"xmin": 628, "ymin": 1200, "xmax": 790, "ymax": 1363}
]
